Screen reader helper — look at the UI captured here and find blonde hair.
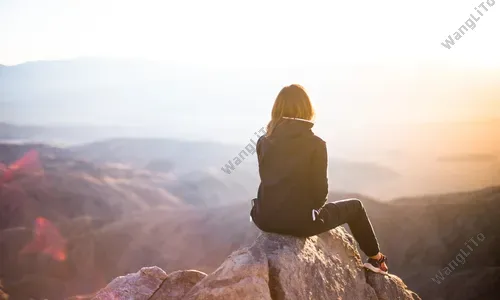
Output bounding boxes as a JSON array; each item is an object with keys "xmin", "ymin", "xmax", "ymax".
[{"xmin": 266, "ymin": 84, "xmax": 315, "ymax": 136}]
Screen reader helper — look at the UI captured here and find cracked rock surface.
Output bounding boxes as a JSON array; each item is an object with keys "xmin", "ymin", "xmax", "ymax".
[{"xmin": 92, "ymin": 228, "xmax": 420, "ymax": 300}]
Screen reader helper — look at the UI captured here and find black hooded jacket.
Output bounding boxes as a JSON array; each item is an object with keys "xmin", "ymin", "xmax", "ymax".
[{"xmin": 250, "ymin": 117, "xmax": 328, "ymax": 235}]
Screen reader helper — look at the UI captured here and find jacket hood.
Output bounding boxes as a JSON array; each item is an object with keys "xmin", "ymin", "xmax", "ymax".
[
  {"xmin": 272, "ymin": 117, "xmax": 314, "ymax": 138},
  {"xmin": 258, "ymin": 117, "xmax": 317, "ymax": 186}
]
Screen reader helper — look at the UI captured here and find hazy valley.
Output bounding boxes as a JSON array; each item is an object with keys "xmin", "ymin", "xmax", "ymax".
[
  {"xmin": 1, "ymin": 59, "xmax": 499, "ymax": 299},
  {"xmin": 0, "ymin": 136, "xmax": 499, "ymax": 299}
]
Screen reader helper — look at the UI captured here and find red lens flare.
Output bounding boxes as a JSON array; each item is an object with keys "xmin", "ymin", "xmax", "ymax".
[
  {"xmin": 20, "ymin": 217, "xmax": 67, "ymax": 262},
  {"xmin": 1, "ymin": 149, "xmax": 43, "ymax": 184}
]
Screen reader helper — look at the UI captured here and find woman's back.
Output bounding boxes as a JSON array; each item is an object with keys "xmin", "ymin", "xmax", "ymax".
[
  {"xmin": 252, "ymin": 117, "xmax": 328, "ymax": 235},
  {"xmin": 250, "ymin": 84, "xmax": 388, "ymax": 274},
  {"xmin": 250, "ymin": 84, "xmax": 328, "ymax": 236}
]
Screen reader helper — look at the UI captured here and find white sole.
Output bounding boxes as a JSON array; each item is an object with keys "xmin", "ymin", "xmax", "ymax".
[{"xmin": 364, "ymin": 263, "xmax": 388, "ymax": 275}]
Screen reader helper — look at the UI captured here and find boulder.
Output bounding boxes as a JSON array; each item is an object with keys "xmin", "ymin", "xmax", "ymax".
[
  {"xmin": 366, "ymin": 271, "xmax": 420, "ymax": 300},
  {"xmin": 92, "ymin": 267, "xmax": 167, "ymax": 300},
  {"xmin": 150, "ymin": 270, "xmax": 207, "ymax": 300}
]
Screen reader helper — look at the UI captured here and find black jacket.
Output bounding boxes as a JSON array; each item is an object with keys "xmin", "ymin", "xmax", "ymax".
[{"xmin": 250, "ymin": 117, "xmax": 328, "ymax": 235}]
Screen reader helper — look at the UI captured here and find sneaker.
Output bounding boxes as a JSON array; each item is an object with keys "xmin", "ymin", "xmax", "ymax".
[{"xmin": 364, "ymin": 254, "xmax": 388, "ymax": 274}]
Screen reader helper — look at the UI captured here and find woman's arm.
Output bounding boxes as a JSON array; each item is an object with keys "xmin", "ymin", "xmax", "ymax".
[{"xmin": 310, "ymin": 141, "xmax": 329, "ymax": 208}]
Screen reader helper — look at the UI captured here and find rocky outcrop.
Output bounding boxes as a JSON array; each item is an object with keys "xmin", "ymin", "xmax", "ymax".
[
  {"xmin": 150, "ymin": 270, "xmax": 207, "ymax": 300},
  {"xmin": 0, "ymin": 280, "xmax": 8, "ymax": 300},
  {"xmin": 91, "ymin": 228, "xmax": 420, "ymax": 300},
  {"xmin": 93, "ymin": 267, "xmax": 167, "ymax": 300}
]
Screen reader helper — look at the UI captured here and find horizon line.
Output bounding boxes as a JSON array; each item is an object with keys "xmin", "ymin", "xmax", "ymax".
[{"xmin": 2, "ymin": 56, "xmax": 500, "ymax": 70}]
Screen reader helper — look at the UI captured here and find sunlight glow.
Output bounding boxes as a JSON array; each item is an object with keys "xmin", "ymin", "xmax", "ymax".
[{"xmin": 1, "ymin": 0, "xmax": 499, "ymax": 67}]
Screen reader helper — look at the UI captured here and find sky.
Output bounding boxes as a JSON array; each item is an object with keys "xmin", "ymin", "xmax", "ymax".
[
  {"xmin": 0, "ymin": 0, "xmax": 499, "ymax": 134},
  {"xmin": 1, "ymin": 0, "xmax": 500, "ymax": 67}
]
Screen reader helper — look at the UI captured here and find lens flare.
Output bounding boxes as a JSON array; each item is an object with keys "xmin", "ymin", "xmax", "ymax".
[
  {"xmin": 0, "ymin": 149, "xmax": 43, "ymax": 184},
  {"xmin": 20, "ymin": 217, "xmax": 67, "ymax": 262}
]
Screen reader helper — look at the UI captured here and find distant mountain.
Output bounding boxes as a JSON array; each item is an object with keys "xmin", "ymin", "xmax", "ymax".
[
  {"xmin": 437, "ymin": 153, "xmax": 497, "ymax": 163},
  {"xmin": 328, "ymin": 159, "xmax": 400, "ymax": 192},
  {"xmin": 3, "ymin": 121, "xmax": 500, "ymax": 199},
  {"xmin": 1, "ymin": 160, "xmax": 498, "ymax": 300},
  {"xmin": 72, "ymin": 138, "xmax": 241, "ymax": 171},
  {"xmin": 73, "ymin": 138, "xmax": 406, "ymax": 201},
  {"xmin": 0, "ymin": 142, "xmax": 260, "ymax": 298},
  {"xmin": 0, "ymin": 122, "xmax": 45, "ymax": 140},
  {"xmin": 1, "ymin": 204, "xmax": 260, "ymax": 300},
  {"xmin": 1, "ymin": 58, "xmax": 499, "ymax": 143},
  {"xmin": 0, "ymin": 58, "xmax": 277, "ymax": 142},
  {"xmin": 73, "ymin": 135, "xmax": 500, "ymax": 201},
  {"xmin": 0, "ymin": 122, "xmax": 177, "ymax": 145},
  {"xmin": 0, "ymin": 143, "xmax": 186, "ymax": 230},
  {"xmin": 371, "ymin": 187, "xmax": 500, "ymax": 300}
]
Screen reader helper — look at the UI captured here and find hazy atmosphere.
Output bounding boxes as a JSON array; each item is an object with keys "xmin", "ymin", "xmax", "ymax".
[{"xmin": 1, "ymin": 1, "xmax": 499, "ymax": 300}]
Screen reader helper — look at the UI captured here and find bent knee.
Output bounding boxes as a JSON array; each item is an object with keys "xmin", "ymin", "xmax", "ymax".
[{"xmin": 349, "ymin": 198, "xmax": 364, "ymax": 211}]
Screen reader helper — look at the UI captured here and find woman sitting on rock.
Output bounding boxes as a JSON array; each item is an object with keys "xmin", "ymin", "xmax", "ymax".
[{"xmin": 250, "ymin": 84, "xmax": 388, "ymax": 274}]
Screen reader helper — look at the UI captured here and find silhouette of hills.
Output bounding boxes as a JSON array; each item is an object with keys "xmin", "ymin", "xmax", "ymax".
[{"xmin": 0, "ymin": 142, "xmax": 498, "ymax": 299}]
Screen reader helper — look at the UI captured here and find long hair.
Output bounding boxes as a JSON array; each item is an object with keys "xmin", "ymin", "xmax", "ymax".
[{"xmin": 266, "ymin": 84, "xmax": 315, "ymax": 137}]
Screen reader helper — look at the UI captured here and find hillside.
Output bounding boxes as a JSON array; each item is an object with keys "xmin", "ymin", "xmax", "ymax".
[
  {"xmin": 0, "ymin": 143, "xmax": 257, "ymax": 299},
  {"xmin": 0, "ymin": 144, "xmax": 186, "ymax": 229},
  {"xmin": 0, "ymin": 143, "xmax": 498, "ymax": 299},
  {"xmin": 72, "ymin": 138, "xmax": 401, "ymax": 201},
  {"xmin": 3, "ymin": 120, "xmax": 500, "ymax": 199},
  {"xmin": 1, "ymin": 205, "xmax": 260, "ymax": 299},
  {"xmin": 360, "ymin": 188, "xmax": 500, "ymax": 300}
]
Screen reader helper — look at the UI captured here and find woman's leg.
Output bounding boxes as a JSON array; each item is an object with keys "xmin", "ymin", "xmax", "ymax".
[{"xmin": 318, "ymin": 198, "xmax": 380, "ymax": 257}]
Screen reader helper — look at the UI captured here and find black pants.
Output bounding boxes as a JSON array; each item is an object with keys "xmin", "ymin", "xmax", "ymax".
[{"xmin": 307, "ymin": 198, "xmax": 380, "ymax": 257}]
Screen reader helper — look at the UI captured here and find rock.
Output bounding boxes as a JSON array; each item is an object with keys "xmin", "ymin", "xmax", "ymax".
[
  {"xmin": 183, "ymin": 243, "xmax": 272, "ymax": 300},
  {"xmin": 92, "ymin": 266, "xmax": 167, "ymax": 300},
  {"xmin": 91, "ymin": 228, "xmax": 421, "ymax": 300},
  {"xmin": 185, "ymin": 227, "xmax": 418, "ymax": 300},
  {"xmin": 366, "ymin": 271, "xmax": 421, "ymax": 300},
  {"xmin": 150, "ymin": 270, "xmax": 207, "ymax": 300},
  {"xmin": 0, "ymin": 280, "xmax": 8, "ymax": 300}
]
